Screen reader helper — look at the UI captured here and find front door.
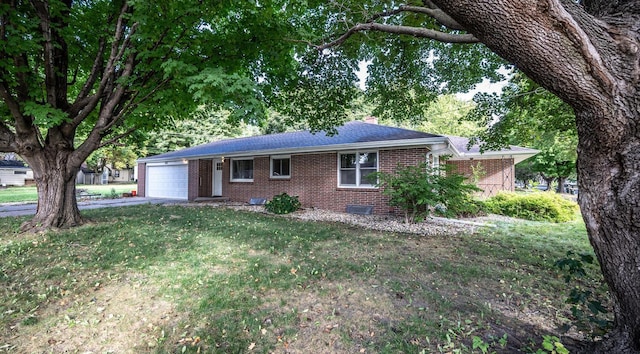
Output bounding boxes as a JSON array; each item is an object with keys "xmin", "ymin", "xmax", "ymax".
[
  {"xmin": 213, "ymin": 158, "xmax": 223, "ymax": 196},
  {"xmin": 198, "ymin": 159, "xmax": 213, "ymax": 197}
]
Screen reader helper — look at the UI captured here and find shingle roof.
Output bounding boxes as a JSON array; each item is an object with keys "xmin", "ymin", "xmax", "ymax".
[
  {"xmin": 0, "ymin": 160, "xmax": 27, "ymax": 168},
  {"xmin": 446, "ymin": 135, "xmax": 536, "ymax": 155},
  {"xmin": 139, "ymin": 121, "xmax": 445, "ymax": 162},
  {"xmin": 138, "ymin": 121, "xmax": 538, "ymax": 163}
]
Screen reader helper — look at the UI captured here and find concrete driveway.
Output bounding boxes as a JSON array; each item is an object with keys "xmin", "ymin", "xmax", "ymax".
[{"xmin": 0, "ymin": 197, "xmax": 185, "ymax": 218}]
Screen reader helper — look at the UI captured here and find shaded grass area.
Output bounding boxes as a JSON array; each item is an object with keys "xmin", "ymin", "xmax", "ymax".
[
  {"xmin": 0, "ymin": 205, "xmax": 606, "ymax": 353},
  {"xmin": 0, "ymin": 183, "xmax": 137, "ymax": 203}
]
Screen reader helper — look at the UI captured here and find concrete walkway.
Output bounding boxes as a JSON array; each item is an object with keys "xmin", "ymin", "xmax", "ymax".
[{"xmin": 0, "ymin": 197, "xmax": 185, "ymax": 218}]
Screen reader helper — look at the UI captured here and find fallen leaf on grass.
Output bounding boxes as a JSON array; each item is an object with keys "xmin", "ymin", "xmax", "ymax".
[{"xmin": 323, "ymin": 324, "xmax": 339, "ymax": 333}]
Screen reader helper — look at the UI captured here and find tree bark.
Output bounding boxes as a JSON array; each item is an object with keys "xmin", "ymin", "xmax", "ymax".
[
  {"xmin": 575, "ymin": 104, "xmax": 640, "ymax": 353},
  {"xmin": 428, "ymin": 0, "xmax": 640, "ymax": 351},
  {"xmin": 20, "ymin": 151, "xmax": 84, "ymax": 232}
]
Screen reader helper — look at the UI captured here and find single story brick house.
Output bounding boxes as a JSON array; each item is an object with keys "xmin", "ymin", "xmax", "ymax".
[
  {"xmin": 0, "ymin": 160, "xmax": 34, "ymax": 186},
  {"xmin": 137, "ymin": 120, "xmax": 537, "ymax": 214}
]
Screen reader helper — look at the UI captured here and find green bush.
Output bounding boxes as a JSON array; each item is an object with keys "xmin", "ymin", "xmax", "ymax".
[
  {"xmin": 485, "ymin": 192, "xmax": 578, "ymax": 222},
  {"xmin": 373, "ymin": 163, "xmax": 484, "ymax": 223},
  {"xmin": 265, "ymin": 192, "xmax": 301, "ymax": 214},
  {"xmin": 434, "ymin": 169, "xmax": 485, "ymax": 218}
]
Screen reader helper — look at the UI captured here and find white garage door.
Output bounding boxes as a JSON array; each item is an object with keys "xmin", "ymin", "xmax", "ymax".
[{"xmin": 146, "ymin": 164, "xmax": 188, "ymax": 199}]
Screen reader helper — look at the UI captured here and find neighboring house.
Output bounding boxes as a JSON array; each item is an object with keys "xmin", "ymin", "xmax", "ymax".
[
  {"xmin": 76, "ymin": 166, "xmax": 109, "ymax": 185},
  {"xmin": 137, "ymin": 121, "xmax": 538, "ymax": 215},
  {"xmin": 106, "ymin": 164, "xmax": 135, "ymax": 183},
  {"xmin": 0, "ymin": 160, "xmax": 34, "ymax": 186}
]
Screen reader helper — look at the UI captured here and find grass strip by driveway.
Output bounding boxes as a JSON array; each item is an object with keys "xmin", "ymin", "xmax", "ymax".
[
  {"xmin": 0, "ymin": 205, "xmax": 606, "ymax": 353},
  {"xmin": 0, "ymin": 183, "xmax": 137, "ymax": 203}
]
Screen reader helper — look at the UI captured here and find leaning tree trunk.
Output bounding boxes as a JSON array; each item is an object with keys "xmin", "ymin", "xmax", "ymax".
[
  {"xmin": 21, "ymin": 151, "xmax": 84, "ymax": 232},
  {"xmin": 576, "ymin": 103, "xmax": 640, "ymax": 353}
]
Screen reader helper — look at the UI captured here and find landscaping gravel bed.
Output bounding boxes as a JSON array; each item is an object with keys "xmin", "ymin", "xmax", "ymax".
[{"xmin": 223, "ymin": 204, "xmax": 493, "ymax": 236}]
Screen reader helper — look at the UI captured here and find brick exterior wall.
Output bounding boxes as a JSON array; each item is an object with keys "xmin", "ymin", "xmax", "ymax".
[
  {"xmin": 136, "ymin": 162, "xmax": 146, "ymax": 197},
  {"xmin": 222, "ymin": 148, "xmax": 430, "ymax": 215},
  {"xmin": 187, "ymin": 160, "xmax": 200, "ymax": 201},
  {"xmin": 448, "ymin": 158, "xmax": 515, "ymax": 197},
  {"xmin": 138, "ymin": 151, "xmax": 516, "ymax": 212}
]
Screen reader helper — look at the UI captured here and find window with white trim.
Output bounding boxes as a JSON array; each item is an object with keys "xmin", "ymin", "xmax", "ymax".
[
  {"xmin": 270, "ymin": 155, "xmax": 291, "ymax": 178},
  {"xmin": 231, "ymin": 158, "xmax": 254, "ymax": 182},
  {"xmin": 339, "ymin": 151, "xmax": 378, "ymax": 187}
]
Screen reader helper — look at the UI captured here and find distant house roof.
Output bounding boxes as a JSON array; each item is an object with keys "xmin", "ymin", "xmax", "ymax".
[
  {"xmin": 0, "ymin": 160, "xmax": 28, "ymax": 168},
  {"xmin": 139, "ymin": 121, "xmax": 538, "ymax": 164}
]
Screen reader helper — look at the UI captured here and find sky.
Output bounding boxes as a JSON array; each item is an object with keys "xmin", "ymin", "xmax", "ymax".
[{"xmin": 356, "ymin": 61, "xmax": 507, "ymax": 101}]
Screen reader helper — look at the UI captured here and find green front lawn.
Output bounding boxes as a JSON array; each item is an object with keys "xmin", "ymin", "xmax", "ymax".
[
  {"xmin": 0, "ymin": 205, "xmax": 606, "ymax": 353},
  {"xmin": 0, "ymin": 183, "xmax": 137, "ymax": 203}
]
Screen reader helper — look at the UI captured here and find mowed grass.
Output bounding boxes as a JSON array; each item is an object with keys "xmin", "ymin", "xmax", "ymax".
[
  {"xmin": 0, "ymin": 205, "xmax": 607, "ymax": 353},
  {"xmin": 0, "ymin": 183, "xmax": 137, "ymax": 203}
]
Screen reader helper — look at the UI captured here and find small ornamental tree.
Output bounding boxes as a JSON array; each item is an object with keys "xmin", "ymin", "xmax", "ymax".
[
  {"xmin": 373, "ymin": 163, "xmax": 481, "ymax": 223},
  {"xmin": 374, "ymin": 163, "xmax": 440, "ymax": 223}
]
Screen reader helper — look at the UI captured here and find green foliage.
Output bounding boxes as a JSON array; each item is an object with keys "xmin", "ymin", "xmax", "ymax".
[
  {"xmin": 106, "ymin": 188, "xmax": 119, "ymax": 199},
  {"xmin": 555, "ymin": 251, "xmax": 612, "ymax": 336},
  {"xmin": 373, "ymin": 163, "xmax": 482, "ymax": 223},
  {"xmin": 466, "ymin": 74, "xmax": 577, "ymax": 185},
  {"xmin": 416, "ymin": 95, "xmax": 480, "ymax": 137},
  {"xmin": 534, "ymin": 335, "xmax": 569, "ymax": 354},
  {"xmin": 21, "ymin": 102, "xmax": 70, "ymax": 128},
  {"xmin": 484, "ymin": 192, "xmax": 578, "ymax": 223},
  {"xmin": 143, "ymin": 108, "xmax": 255, "ymax": 156},
  {"xmin": 264, "ymin": 193, "xmax": 301, "ymax": 214},
  {"xmin": 435, "ymin": 168, "xmax": 485, "ymax": 218}
]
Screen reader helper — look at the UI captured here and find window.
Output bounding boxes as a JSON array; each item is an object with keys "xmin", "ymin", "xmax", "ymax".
[
  {"xmin": 13, "ymin": 170, "xmax": 27, "ymax": 175},
  {"xmin": 114, "ymin": 170, "xmax": 120, "ymax": 178},
  {"xmin": 270, "ymin": 155, "xmax": 291, "ymax": 178},
  {"xmin": 339, "ymin": 151, "xmax": 378, "ymax": 187},
  {"xmin": 231, "ymin": 159, "xmax": 253, "ymax": 182}
]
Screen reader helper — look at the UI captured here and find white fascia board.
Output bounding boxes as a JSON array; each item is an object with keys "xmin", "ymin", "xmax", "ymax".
[
  {"xmin": 144, "ymin": 160, "xmax": 189, "ymax": 167},
  {"xmin": 448, "ymin": 149, "xmax": 540, "ymax": 164},
  {"xmin": 138, "ymin": 137, "xmax": 449, "ymax": 163}
]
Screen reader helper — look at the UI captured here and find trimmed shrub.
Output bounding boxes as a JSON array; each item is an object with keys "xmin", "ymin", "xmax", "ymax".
[
  {"xmin": 373, "ymin": 163, "xmax": 484, "ymax": 223},
  {"xmin": 265, "ymin": 192, "xmax": 301, "ymax": 214},
  {"xmin": 485, "ymin": 192, "xmax": 579, "ymax": 222}
]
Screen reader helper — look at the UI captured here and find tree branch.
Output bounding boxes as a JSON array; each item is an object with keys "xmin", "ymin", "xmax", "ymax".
[
  {"xmin": 395, "ymin": 5, "xmax": 467, "ymax": 30},
  {"xmin": 96, "ymin": 126, "xmax": 137, "ymax": 150},
  {"xmin": 73, "ymin": 37, "xmax": 106, "ymax": 106},
  {"xmin": 317, "ymin": 22, "xmax": 478, "ymax": 50},
  {"xmin": 69, "ymin": 3, "xmax": 133, "ymax": 129}
]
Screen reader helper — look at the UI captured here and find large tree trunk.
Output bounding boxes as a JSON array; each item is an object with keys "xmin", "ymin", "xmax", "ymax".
[
  {"xmin": 21, "ymin": 151, "xmax": 84, "ymax": 232},
  {"xmin": 556, "ymin": 176, "xmax": 567, "ymax": 194},
  {"xmin": 541, "ymin": 175, "xmax": 555, "ymax": 192},
  {"xmin": 428, "ymin": 0, "xmax": 640, "ymax": 351},
  {"xmin": 575, "ymin": 104, "xmax": 640, "ymax": 353}
]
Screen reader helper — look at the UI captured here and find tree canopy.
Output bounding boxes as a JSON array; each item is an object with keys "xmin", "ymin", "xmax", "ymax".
[
  {"xmin": 0, "ymin": 0, "xmax": 304, "ymax": 230},
  {"xmin": 468, "ymin": 74, "xmax": 578, "ymax": 190}
]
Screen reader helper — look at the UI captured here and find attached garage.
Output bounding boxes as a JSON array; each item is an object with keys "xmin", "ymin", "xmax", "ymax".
[{"xmin": 145, "ymin": 163, "xmax": 188, "ymax": 199}]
